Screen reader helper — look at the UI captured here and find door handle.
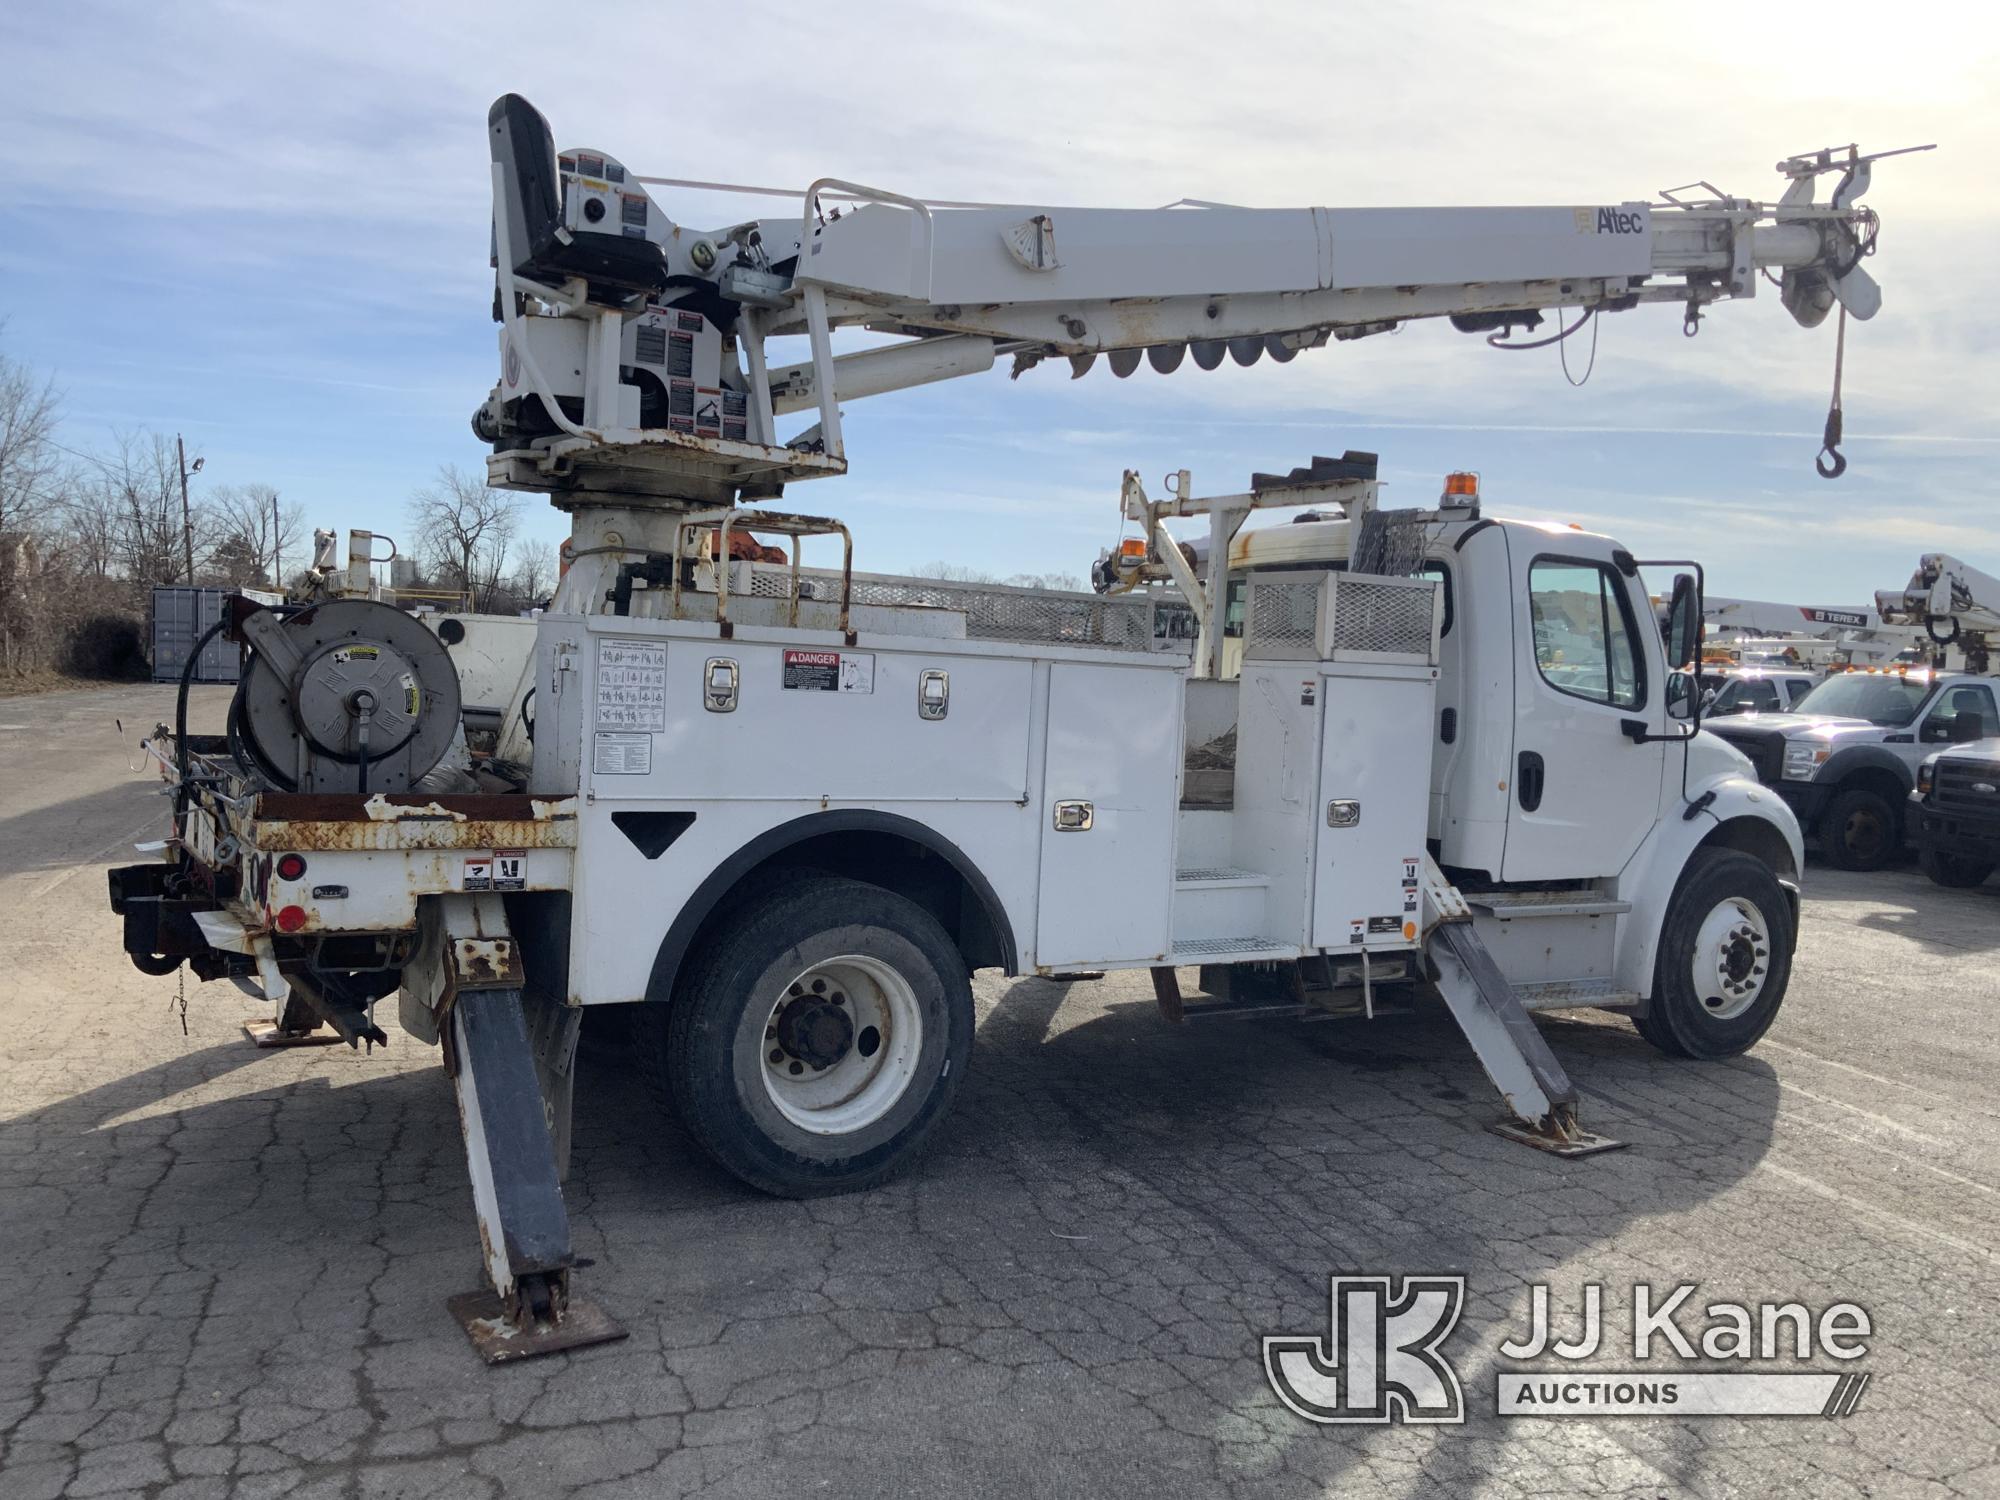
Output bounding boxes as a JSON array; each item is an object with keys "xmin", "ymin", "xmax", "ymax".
[
  {"xmin": 1053, "ymin": 800, "xmax": 1094, "ymax": 831},
  {"xmin": 1517, "ymin": 751, "xmax": 1545, "ymax": 812}
]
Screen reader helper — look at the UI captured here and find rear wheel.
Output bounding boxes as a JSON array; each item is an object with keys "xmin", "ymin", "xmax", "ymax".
[
  {"xmin": 1819, "ymin": 786, "xmax": 1899, "ymax": 871},
  {"xmin": 645, "ymin": 874, "xmax": 973, "ymax": 1197},
  {"xmin": 1918, "ymin": 847, "xmax": 1996, "ymax": 889},
  {"xmin": 1636, "ymin": 849, "xmax": 1794, "ymax": 1060}
]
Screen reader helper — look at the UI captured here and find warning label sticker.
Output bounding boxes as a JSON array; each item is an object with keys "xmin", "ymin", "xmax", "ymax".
[
  {"xmin": 493, "ymin": 850, "xmax": 526, "ymax": 891},
  {"xmin": 782, "ymin": 649, "xmax": 874, "ymax": 694},
  {"xmin": 593, "ymin": 732, "xmax": 653, "ymax": 776},
  {"xmin": 596, "ymin": 638, "xmax": 666, "ymax": 732},
  {"xmin": 462, "ymin": 857, "xmax": 492, "ymax": 893}
]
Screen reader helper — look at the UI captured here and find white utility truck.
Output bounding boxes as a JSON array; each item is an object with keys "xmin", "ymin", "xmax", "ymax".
[{"xmin": 109, "ymin": 96, "xmax": 1916, "ymax": 1360}]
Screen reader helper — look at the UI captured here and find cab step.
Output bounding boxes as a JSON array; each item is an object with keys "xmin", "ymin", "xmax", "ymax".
[
  {"xmin": 1465, "ymin": 890, "xmax": 1632, "ymax": 919},
  {"xmin": 1512, "ymin": 978, "xmax": 1643, "ymax": 1012}
]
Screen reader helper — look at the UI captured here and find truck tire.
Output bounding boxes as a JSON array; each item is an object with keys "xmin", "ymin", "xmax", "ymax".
[
  {"xmin": 1635, "ymin": 849, "xmax": 1793, "ymax": 1060},
  {"xmin": 1818, "ymin": 786, "xmax": 1899, "ymax": 871},
  {"xmin": 647, "ymin": 874, "xmax": 973, "ymax": 1197},
  {"xmin": 1918, "ymin": 847, "xmax": 1996, "ymax": 889}
]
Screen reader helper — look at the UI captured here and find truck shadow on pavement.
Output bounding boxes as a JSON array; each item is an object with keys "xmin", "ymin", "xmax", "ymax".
[{"xmin": 0, "ymin": 979, "xmax": 1781, "ymax": 1499}]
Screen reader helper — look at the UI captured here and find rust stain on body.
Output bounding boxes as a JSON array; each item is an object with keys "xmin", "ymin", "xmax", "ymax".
[{"xmin": 248, "ymin": 793, "xmax": 578, "ymax": 853}]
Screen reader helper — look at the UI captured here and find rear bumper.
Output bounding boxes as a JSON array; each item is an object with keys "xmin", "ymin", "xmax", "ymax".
[
  {"xmin": 1908, "ymin": 801, "xmax": 2000, "ymax": 861},
  {"xmin": 107, "ymin": 862, "xmax": 233, "ymax": 976}
]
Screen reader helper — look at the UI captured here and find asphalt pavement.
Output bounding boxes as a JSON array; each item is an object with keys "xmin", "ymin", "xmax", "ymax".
[{"xmin": 1, "ymin": 684, "xmax": 1995, "ymax": 1499}]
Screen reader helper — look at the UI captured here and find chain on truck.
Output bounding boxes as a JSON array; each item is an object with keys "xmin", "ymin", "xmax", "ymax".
[{"xmin": 105, "ymin": 97, "xmax": 1926, "ymax": 1361}]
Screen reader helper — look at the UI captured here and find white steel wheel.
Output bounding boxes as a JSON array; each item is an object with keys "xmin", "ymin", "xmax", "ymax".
[
  {"xmin": 656, "ymin": 873, "xmax": 976, "ymax": 1197},
  {"xmin": 757, "ymin": 955, "xmax": 924, "ymax": 1135},
  {"xmin": 1688, "ymin": 895, "xmax": 1771, "ymax": 1021}
]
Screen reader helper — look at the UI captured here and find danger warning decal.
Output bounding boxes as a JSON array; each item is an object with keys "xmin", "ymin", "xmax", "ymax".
[{"xmin": 782, "ymin": 650, "xmax": 874, "ymax": 694}]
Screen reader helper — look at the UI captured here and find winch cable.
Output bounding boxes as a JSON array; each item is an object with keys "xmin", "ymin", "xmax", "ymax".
[{"xmin": 1816, "ymin": 303, "xmax": 1849, "ymax": 479}]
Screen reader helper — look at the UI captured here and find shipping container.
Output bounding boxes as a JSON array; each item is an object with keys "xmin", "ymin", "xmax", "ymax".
[{"xmin": 149, "ymin": 586, "xmax": 282, "ymax": 684}]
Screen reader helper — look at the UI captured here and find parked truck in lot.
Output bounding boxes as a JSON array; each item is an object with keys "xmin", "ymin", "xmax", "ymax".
[
  {"xmin": 1910, "ymin": 737, "xmax": 2000, "ymax": 888},
  {"xmin": 1705, "ymin": 670, "xmax": 1998, "ymax": 869},
  {"xmin": 106, "ymin": 96, "xmax": 1914, "ymax": 1360}
]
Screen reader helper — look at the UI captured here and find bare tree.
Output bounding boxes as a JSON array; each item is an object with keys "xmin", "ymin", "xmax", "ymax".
[
  {"xmin": 505, "ymin": 542, "xmax": 556, "ymax": 610},
  {"xmin": 0, "ymin": 342, "xmax": 62, "ymax": 542},
  {"xmin": 408, "ymin": 464, "xmax": 520, "ymax": 612},
  {"xmin": 59, "ymin": 477, "xmax": 120, "ymax": 580},
  {"xmin": 95, "ymin": 431, "xmax": 212, "ymax": 585},
  {"xmin": 209, "ymin": 483, "xmax": 305, "ymax": 586},
  {"xmin": 913, "ymin": 559, "xmax": 1087, "ymax": 592}
]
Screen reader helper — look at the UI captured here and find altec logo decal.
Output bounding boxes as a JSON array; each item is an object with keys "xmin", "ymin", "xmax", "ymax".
[
  {"xmin": 1263, "ymin": 1276, "xmax": 1466, "ymax": 1424},
  {"xmin": 1596, "ymin": 207, "xmax": 1645, "ymax": 235}
]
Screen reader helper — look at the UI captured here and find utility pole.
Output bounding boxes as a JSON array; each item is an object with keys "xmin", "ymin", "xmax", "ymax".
[
  {"xmin": 175, "ymin": 434, "xmax": 203, "ymax": 583},
  {"xmin": 271, "ymin": 489, "xmax": 282, "ymax": 589}
]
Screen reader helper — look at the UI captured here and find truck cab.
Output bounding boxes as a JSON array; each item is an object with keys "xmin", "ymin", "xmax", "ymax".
[
  {"xmin": 1218, "ymin": 507, "xmax": 1798, "ymax": 895},
  {"xmin": 1702, "ymin": 666, "xmax": 1824, "ymax": 718},
  {"xmin": 1705, "ymin": 669, "xmax": 1997, "ymax": 869}
]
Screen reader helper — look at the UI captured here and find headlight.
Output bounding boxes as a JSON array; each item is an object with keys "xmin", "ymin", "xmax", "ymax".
[
  {"xmin": 1917, "ymin": 761, "xmax": 1935, "ymax": 796},
  {"xmin": 1782, "ymin": 742, "xmax": 1830, "ymax": 781}
]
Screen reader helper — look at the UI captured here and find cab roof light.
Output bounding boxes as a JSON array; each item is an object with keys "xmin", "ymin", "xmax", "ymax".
[{"xmin": 1441, "ymin": 471, "xmax": 1480, "ymax": 506}]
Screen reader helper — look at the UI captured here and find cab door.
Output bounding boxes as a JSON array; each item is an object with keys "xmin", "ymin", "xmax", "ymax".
[{"xmin": 1501, "ymin": 541, "xmax": 1667, "ymax": 881}]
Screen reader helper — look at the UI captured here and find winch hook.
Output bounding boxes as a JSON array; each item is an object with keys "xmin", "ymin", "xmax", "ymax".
[{"xmin": 1816, "ymin": 304, "xmax": 1849, "ymax": 480}]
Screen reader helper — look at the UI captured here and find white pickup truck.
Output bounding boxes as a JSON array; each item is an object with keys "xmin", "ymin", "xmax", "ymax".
[{"xmin": 1705, "ymin": 669, "xmax": 1998, "ymax": 869}]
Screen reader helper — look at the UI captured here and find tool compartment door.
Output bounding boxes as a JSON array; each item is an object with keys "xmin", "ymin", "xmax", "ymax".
[
  {"xmin": 1311, "ymin": 666, "xmax": 1437, "ymax": 950},
  {"xmin": 1034, "ymin": 662, "xmax": 1181, "ymax": 968}
]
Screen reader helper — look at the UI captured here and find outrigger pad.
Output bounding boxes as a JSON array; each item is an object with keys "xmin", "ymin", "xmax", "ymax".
[
  {"xmin": 241, "ymin": 1019, "xmax": 342, "ymax": 1049},
  {"xmin": 1487, "ymin": 1118, "xmax": 1627, "ymax": 1159},
  {"xmin": 448, "ymin": 1289, "xmax": 627, "ymax": 1365}
]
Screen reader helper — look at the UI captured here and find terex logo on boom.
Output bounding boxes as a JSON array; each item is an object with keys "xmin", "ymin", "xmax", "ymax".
[{"xmin": 1597, "ymin": 207, "xmax": 1645, "ymax": 235}]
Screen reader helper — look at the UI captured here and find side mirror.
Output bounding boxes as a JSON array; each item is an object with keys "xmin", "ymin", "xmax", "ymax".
[
  {"xmin": 1951, "ymin": 711, "xmax": 1986, "ymax": 744},
  {"xmin": 1667, "ymin": 573, "xmax": 1702, "ymax": 730},
  {"xmin": 1667, "ymin": 574, "xmax": 1701, "ymax": 671}
]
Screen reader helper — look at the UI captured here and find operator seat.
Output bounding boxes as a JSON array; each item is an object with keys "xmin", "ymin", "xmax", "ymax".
[{"xmin": 488, "ymin": 93, "xmax": 668, "ymax": 299}]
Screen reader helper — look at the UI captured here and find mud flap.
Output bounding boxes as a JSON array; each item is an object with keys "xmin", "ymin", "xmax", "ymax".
[{"xmin": 1429, "ymin": 922, "xmax": 1625, "ymax": 1158}]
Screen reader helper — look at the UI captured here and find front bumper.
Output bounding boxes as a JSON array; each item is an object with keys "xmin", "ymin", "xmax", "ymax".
[
  {"xmin": 1773, "ymin": 780, "xmax": 1832, "ymax": 828},
  {"xmin": 1908, "ymin": 801, "xmax": 2000, "ymax": 861}
]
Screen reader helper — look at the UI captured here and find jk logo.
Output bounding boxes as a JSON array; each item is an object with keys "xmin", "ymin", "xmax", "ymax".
[{"xmin": 1263, "ymin": 1276, "xmax": 1466, "ymax": 1424}]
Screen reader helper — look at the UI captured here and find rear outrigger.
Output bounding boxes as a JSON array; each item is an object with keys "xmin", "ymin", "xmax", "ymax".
[{"xmin": 109, "ymin": 95, "xmax": 1921, "ymax": 1361}]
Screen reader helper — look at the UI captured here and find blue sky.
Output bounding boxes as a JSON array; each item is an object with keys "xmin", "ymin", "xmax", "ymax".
[{"xmin": 2, "ymin": 1, "xmax": 1993, "ymax": 601}]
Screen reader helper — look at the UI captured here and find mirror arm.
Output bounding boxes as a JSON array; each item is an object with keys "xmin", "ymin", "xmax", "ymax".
[{"xmin": 1622, "ymin": 719, "xmax": 1700, "ymax": 745}]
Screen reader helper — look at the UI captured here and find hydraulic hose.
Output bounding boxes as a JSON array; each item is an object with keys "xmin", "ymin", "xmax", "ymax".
[{"xmin": 173, "ymin": 617, "xmax": 232, "ymax": 841}]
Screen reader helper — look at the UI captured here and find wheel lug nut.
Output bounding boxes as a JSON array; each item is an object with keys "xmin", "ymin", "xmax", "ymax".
[{"xmin": 768, "ymin": 1049, "xmax": 783, "ymax": 1064}]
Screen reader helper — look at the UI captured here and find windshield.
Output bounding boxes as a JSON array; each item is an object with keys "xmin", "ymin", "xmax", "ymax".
[{"xmin": 1790, "ymin": 674, "xmax": 1932, "ymax": 726}]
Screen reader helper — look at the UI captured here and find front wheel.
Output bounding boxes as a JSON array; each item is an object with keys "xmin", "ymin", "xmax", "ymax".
[
  {"xmin": 1918, "ymin": 847, "xmax": 1996, "ymax": 889},
  {"xmin": 646, "ymin": 874, "xmax": 974, "ymax": 1197},
  {"xmin": 1635, "ymin": 849, "xmax": 1794, "ymax": 1060},
  {"xmin": 1818, "ymin": 786, "xmax": 1899, "ymax": 871}
]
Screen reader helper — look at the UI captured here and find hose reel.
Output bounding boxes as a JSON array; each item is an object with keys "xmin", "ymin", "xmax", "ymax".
[{"xmin": 232, "ymin": 599, "xmax": 462, "ymax": 793}]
